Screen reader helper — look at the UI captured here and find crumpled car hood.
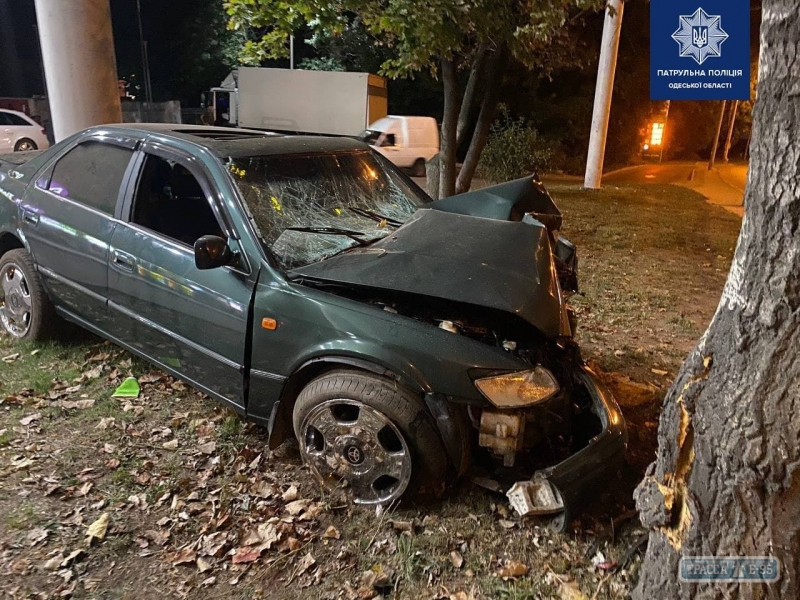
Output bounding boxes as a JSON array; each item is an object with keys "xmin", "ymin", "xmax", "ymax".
[{"xmin": 290, "ymin": 208, "xmax": 568, "ymax": 338}]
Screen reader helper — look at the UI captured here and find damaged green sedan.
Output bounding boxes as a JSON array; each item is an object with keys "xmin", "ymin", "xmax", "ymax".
[{"xmin": 0, "ymin": 124, "xmax": 625, "ymax": 523}]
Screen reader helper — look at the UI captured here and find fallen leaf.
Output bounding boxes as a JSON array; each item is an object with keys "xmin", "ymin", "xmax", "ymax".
[
  {"xmin": 171, "ymin": 548, "xmax": 197, "ymax": 566},
  {"xmin": 197, "ymin": 441, "xmax": 216, "ymax": 455},
  {"xmin": 201, "ymin": 576, "xmax": 216, "ymax": 587},
  {"xmin": 323, "ymin": 525, "xmax": 340, "ymax": 540},
  {"xmin": 450, "ymin": 593, "xmax": 475, "ymax": 600},
  {"xmin": 200, "ymin": 531, "xmax": 229, "ymax": 557},
  {"xmin": 450, "ymin": 550, "xmax": 464, "ymax": 569},
  {"xmin": 559, "ymin": 580, "xmax": 589, "ymax": 600},
  {"xmin": 389, "ymin": 520, "xmax": 414, "ymax": 533},
  {"xmin": 231, "ymin": 546, "xmax": 262, "ymax": 564},
  {"xmin": 162, "ymin": 439, "xmax": 179, "ymax": 450},
  {"xmin": 86, "ymin": 513, "xmax": 110, "ymax": 543},
  {"xmin": 19, "ymin": 413, "xmax": 41, "ymax": 426},
  {"xmin": 497, "ymin": 560, "xmax": 528, "ymax": 579},
  {"xmin": 27, "ymin": 527, "xmax": 48, "ymax": 547},
  {"xmin": 282, "ymin": 484, "xmax": 298, "ymax": 502},
  {"xmin": 296, "ymin": 552, "xmax": 316, "ymax": 576},
  {"xmin": 197, "ymin": 557, "xmax": 213, "ymax": 573},
  {"xmin": 285, "ymin": 499, "xmax": 311, "ymax": 516},
  {"xmin": 2, "ymin": 353, "xmax": 20, "ymax": 363},
  {"xmin": 651, "ymin": 368, "xmax": 669, "ymax": 376}
]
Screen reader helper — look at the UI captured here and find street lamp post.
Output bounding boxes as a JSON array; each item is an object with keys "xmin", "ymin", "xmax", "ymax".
[
  {"xmin": 584, "ymin": 0, "xmax": 625, "ymax": 190},
  {"xmin": 709, "ymin": 100, "xmax": 727, "ymax": 171},
  {"xmin": 136, "ymin": 0, "xmax": 153, "ymax": 103},
  {"xmin": 34, "ymin": 0, "xmax": 122, "ymax": 141}
]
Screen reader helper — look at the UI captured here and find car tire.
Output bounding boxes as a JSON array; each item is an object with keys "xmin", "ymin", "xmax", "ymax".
[
  {"xmin": 0, "ymin": 249, "xmax": 56, "ymax": 341},
  {"xmin": 411, "ymin": 158, "xmax": 426, "ymax": 177},
  {"xmin": 14, "ymin": 139, "xmax": 37, "ymax": 152},
  {"xmin": 293, "ymin": 369, "xmax": 448, "ymax": 505}
]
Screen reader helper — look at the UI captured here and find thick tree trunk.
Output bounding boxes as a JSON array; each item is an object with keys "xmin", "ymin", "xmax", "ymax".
[
  {"xmin": 456, "ymin": 42, "xmax": 489, "ymax": 151},
  {"xmin": 439, "ymin": 57, "xmax": 460, "ymax": 198},
  {"xmin": 455, "ymin": 46, "xmax": 508, "ymax": 195},
  {"xmin": 634, "ymin": 4, "xmax": 800, "ymax": 598}
]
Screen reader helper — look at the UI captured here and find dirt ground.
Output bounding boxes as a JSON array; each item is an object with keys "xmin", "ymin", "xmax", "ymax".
[{"xmin": 0, "ymin": 182, "xmax": 742, "ymax": 599}]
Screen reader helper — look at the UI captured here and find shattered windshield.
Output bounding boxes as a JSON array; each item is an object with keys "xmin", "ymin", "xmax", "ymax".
[{"xmin": 227, "ymin": 150, "xmax": 429, "ymax": 270}]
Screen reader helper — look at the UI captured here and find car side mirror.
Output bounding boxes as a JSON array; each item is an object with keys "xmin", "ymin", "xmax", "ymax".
[{"xmin": 194, "ymin": 235, "xmax": 232, "ymax": 270}]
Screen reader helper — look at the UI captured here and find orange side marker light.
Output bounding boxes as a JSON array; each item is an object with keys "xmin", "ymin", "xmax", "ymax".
[{"xmin": 261, "ymin": 317, "xmax": 278, "ymax": 330}]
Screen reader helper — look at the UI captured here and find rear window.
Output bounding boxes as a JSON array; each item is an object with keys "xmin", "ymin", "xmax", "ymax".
[{"xmin": 49, "ymin": 142, "xmax": 134, "ymax": 214}]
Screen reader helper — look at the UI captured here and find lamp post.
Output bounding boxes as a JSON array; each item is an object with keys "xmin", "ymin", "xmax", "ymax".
[
  {"xmin": 584, "ymin": 0, "xmax": 625, "ymax": 190},
  {"xmin": 34, "ymin": 0, "xmax": 122, "ymax": 141}
]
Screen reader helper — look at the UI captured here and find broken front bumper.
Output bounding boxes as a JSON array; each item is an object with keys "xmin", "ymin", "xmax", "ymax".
[{"xmin": 507, "ymin": 367, "xmax": 627, "ymax": 528}]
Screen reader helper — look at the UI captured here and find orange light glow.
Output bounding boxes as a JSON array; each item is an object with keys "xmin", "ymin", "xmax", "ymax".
[
  {"xmin": 261, "ymin": 317, "xmax": 278, "ymax": 330},
  {"xmin": 650, "ymin": 122, "xmax": 665, "ymax": 146}
]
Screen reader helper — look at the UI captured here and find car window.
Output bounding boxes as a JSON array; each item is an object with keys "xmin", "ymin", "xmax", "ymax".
[
  {"xmin": 5, "ymin": 113, "xmax": 30, "ymax": 126},
  {"xmin": 49, "ymin": 142, "xmax": 134, "ymax": 215},
  {"xmin": 130, "ymin": 153, "xmax": 224, "ymax": 247},
  {"xmin": 0, "ymin": 113, "xmax": 10, "ymax": 126}
]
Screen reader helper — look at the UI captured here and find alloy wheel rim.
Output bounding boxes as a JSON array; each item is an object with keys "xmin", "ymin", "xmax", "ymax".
[
  {"xmin": 17, "ymin": 141, "xmax": 34, "ymax": 152},
  {"xmin": 300, "ymin": 399, "xmax": 412, "ymax": 505},
  {"xmin": 0, "ymin": 263, "xmax": 32, "ymax": 337}
]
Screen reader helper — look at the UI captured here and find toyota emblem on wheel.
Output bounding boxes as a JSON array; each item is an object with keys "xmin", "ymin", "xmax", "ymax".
[{"xmin": 345, "ymin": 445, "xmax": 364, "ymax": 465}]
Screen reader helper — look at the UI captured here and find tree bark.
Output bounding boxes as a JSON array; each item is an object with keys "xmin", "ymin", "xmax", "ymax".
[
  {"xmin": 456, "ymin": 42, "xmax": 489, "ymax": 151},
  {"xmin": 634, "ymin": 4, "xmax": 800, "ymax": 598},
  {"xmin": 425, "ymin": 153, "xmax": 440, "ymax": 200},
  {"xmin": 439, "ymin": 57, "xmax": 460, "ymax": 198},
  {"xmin": 455, "ymin": 45, "xmax": 508, "ymax": 195}
]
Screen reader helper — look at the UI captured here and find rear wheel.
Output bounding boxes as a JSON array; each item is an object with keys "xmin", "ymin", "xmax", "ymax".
[
  {"xmin": 14, "ymin": 138, "xmax": 37, "ymax": 152},
  {"xmin": 411, "ymin": 158, "xmax": 426, "ymax": 177},
  {"xmin": 0, "ymin": 249, "xmax": 56, "ymax": 340},
  {"xmin": 293, "ymin": 369, "xmax": 447, "ymax": 504}
]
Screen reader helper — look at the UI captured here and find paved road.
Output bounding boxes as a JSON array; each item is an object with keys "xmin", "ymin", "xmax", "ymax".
[{"xmin": 603, "ymin": 162, "xmax": 697, "ymax": 185}]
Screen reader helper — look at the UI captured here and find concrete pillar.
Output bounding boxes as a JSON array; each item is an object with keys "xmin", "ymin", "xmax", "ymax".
[
  {"xmin": 34, "ymin": 0, "xmax": 122, "ymax": 142},
  {"xmin": 584, "ymin": 0, "xmax": 624, "ymax": 190}
]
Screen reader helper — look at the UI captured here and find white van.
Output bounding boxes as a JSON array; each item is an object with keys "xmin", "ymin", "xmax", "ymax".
[{"xmin": 361, "ymin": 116, "xmax": 439, "ymax": 176}]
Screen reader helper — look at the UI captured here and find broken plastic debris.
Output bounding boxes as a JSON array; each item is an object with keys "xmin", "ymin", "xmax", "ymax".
[
  {"xmin": 438, "ymin": 320, "xmax": 458, "ymax": 334},
  {"xmin": 111, "ymin": 377, "xmax": 140, "ymax": 398},
  {"xmin": 506, "ymin": 477, "xmax": 564, "ymax": 517}
]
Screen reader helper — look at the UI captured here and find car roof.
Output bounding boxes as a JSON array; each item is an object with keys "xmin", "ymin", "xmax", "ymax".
[{"xmin": 104, "ymin": 123, "xmax": 369, "ymax": 158}]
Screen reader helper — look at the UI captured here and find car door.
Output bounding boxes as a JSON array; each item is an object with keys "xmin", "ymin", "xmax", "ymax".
[
  {"xmin": 0, "ymin": 112, "xmax": 13, "ymax": 152},
  {"xmin": 107, "ymin": 143, "xmax": 256, "ymax": 412},
  {"xmin": 20, "ymin": 134, "xmax": 137, "ymax": 331}
]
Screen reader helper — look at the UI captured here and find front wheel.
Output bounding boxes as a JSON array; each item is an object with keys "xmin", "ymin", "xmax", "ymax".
[
  {"xmin": 0, "ymin": 249, "xmax": 56, "ymax": 340},
  {"xmin": 293, "ymin": 369, "xmax": 447, "ymax": 505}
]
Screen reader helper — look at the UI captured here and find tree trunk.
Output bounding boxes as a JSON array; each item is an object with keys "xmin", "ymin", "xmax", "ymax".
[
  {"xmin": 634, "ymin": 4, "xmax": 800, "ymax": 599},
  {"xmin": 455, "ymin": 46, "xmax": 508, "ymax": 195},
  {"xmin": 425, "ymin": 153, "xmax": 440, "ymax": 200},
  {"xmin": 439, "ymin": 57, "xmax": 460, "ymax": 198},
  {"xmin": 456, "ymin": 42, "xmax": 489, "ymax": 151}
]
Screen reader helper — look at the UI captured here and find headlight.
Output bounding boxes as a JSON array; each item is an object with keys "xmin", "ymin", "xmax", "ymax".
[{"xmin": 474, "ymin": 367, "xmax": 560, "ymax": 408}]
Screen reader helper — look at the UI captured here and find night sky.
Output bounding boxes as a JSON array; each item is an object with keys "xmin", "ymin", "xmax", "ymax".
[{"xmin": 0, "ymin": 0, "xmax": 206, "ymax": 100}]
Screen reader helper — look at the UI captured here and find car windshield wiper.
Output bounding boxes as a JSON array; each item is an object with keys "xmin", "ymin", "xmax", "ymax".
[
  {"xmin": 346, "ymin": 206, "xmax": 403, "ymax": 228},
  {"xmin": 284, "ymin": 226, "xmax": 370, "ymax": 246}
]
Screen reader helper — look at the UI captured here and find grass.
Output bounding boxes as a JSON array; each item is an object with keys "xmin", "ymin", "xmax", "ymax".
[{"xmin": 5, "ymin": 502, "xmax": 37, "ymax": 530}]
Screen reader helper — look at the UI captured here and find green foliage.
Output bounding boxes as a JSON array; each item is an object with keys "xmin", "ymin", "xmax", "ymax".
[
  {"xmin": 224, "ymin": 0, "xmax": 603, "ymax": 79},
  {"xmin": 477, "ymin": 108, "xmax": 554, "ymax": 183},
  {"xmin": 298, "ymin": 56, "xmax": 346, "ymax": 71}
]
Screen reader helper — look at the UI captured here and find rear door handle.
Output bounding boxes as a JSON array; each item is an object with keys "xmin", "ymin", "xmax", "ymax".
[
  {"xmin": 112, "ymin": 250, "xmax": 135, "ymax": 271},
  {"xmin": 22, "ymin": 208, "xmax": 39, "ymax": 226}
]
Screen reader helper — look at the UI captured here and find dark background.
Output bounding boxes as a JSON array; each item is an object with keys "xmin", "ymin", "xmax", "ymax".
[{"xmin": 0, "ymin": 0, "xmax": 762, "ymax": 170}]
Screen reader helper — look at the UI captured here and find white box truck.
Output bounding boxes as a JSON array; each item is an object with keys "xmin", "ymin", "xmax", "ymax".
[{"xmin": 204, "ymin": 68, "xmax": 388, "ymax": 136}]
